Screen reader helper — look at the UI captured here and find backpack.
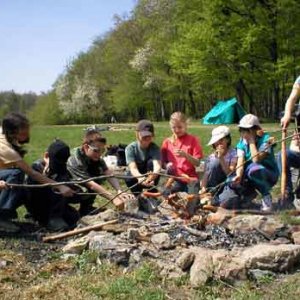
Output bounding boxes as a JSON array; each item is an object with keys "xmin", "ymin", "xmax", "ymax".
[{"xmin": 106, "ymin": 144, "xmax": 127, "ymax": 166}]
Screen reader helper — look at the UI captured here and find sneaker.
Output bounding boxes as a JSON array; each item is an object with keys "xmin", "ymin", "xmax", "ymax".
[
  {"xmin": 276, "ymin": 191, "xmax": 295, "ymax": 210},
  {"xmin": 47, "ymin": 217, "xmax": 69, "ymax": 232},
  {"xmin": 293, "ymin": 197, "xmax": 300, "ymax": 211},
  {"xmin": 0, "ymin": 219, "xmax": 20, "ymax": 233},
  {"xmin": 261, "ymin": 194, "xmax": 273, "ymax": 212}
]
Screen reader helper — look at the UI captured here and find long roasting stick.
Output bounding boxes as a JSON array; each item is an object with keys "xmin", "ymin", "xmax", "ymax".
[
  {"xmin": 42, "ymin": 219, "xmax": 118, "ymax": 242},
  {"xmin": 281, "ymin": 129, "xmax": 287, "ymax": 206}
]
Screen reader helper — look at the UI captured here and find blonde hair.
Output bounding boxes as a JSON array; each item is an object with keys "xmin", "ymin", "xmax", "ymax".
[
  {"xmin": 169, "ymin": 111, "xmax": 188, "ymax": 126},
  {"xmin": 169, "ymin": 111, "xmax": 188, "ymax": 143}
]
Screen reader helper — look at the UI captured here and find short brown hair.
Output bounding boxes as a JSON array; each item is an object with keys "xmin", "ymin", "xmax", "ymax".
[{"xmin": 82, "ymin": 131, "xmax": 106, "ymax": 146}]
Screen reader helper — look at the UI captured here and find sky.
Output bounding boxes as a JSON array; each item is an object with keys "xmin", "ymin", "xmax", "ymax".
[{"xmin": 0, "ymin": 0, "xmax": 137, "ymax": 94}]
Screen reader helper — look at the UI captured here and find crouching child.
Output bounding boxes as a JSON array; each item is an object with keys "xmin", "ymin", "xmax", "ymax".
[
  {"xmin": 67, "ymin": 127, "xmax": 132, "ymax": 216},
  {"xmin": 232, "ymin": 114, "xmax": 279, "ymax": 211},
  {"xmin": 25, "ymin": 139, "xmax": 80, "ymax": 231}
]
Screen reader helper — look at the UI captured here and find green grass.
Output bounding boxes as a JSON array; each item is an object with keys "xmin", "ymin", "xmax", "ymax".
[
  {"xmin": 280, "ymin": 211, "xmax": 300, "ymax": 225},
  {"xmin": 2, "ymin": 257, "xmax": 300, "ymax": 300}
]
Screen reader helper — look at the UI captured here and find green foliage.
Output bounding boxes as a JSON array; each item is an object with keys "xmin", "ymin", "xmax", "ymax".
[
  {"xmin": 74, "ymin": 250, "xmax": 99, "ymax": 272},
  {"xmin": 28, "ymin": 91, "xmax": 63, "ymax": 125},
  {"xmin": 0, "ymin": 91, "xmax": 37, "ymax": 119}
]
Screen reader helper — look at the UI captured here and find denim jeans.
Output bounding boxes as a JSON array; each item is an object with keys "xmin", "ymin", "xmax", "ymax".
[
  {"xmin": 204, "ymin": 158, "xmax": 227, "ymax": 189},
  {"xmin": 244, "ymin": 162, "xmax": 278, "ymax": 196},
  {"xmin": 0, "ymin": 168, "xmax": 25, "ymax": 218},
  {"xmin": 125, "ymin": 159, "xmax": 160, "ymax": 195},
  {"xmin": 277, "ymin": 149, "xmax": 300, "ymax": 193}
]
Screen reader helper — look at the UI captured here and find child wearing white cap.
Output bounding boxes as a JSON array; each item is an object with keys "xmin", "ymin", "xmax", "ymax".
[
  {"xmin": 200, "ymin": 126, "xmax": 237, "ymax": 204},
  {"xmin": 233, "ymin": 114, "xmax": 279, "ymax": 211},
  {"xmin": 202, "ymin": 126, "xmax": 237, "ymax": 186}
]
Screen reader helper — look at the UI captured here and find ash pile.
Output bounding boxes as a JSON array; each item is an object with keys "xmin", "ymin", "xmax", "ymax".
[{"xmin": 52, "ymin": 194, "xmax": 300, "ymax": 286}]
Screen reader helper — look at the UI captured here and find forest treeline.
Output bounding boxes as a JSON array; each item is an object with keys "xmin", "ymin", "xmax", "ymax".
[{"xmin": 2, "ymin": 0, "xmax": 300, "ymax": 124}]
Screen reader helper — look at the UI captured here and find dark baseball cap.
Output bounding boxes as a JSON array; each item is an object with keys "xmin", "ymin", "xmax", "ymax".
[
  {"xmin": 47, "ymin": 139, "xmax": 70, "ymax": 166},
  {"xmin": 136, "ymin": 120, "xmax": 154, "ymax": 137}
]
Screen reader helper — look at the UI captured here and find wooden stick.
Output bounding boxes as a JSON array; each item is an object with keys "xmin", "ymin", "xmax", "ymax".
[
  {"xmin": 42, "ymin": 219, "xmax": 118, "ymax": 242},
  {"xmin": 281, "ymin": 129, "xmax": 287, "ymax": 206}
]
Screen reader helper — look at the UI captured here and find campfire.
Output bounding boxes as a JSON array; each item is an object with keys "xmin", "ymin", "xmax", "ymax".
[{"xmin": 43, "ymin": 191, "xmax": 300, "ymax": 286}]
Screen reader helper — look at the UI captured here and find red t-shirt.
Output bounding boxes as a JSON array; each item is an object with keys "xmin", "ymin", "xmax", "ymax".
[{"xmin": 161, "ymin": 133, "xmax": 203, "ymax": 180}]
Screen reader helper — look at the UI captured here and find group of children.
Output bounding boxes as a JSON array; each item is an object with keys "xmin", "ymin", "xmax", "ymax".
[
  {"xmin": 125, "ymin": 112, "xmax": 279, "ymax": 215},
  {"xmin": 0, "ymin": 109, "xmax": 296, "ymax": 233}
]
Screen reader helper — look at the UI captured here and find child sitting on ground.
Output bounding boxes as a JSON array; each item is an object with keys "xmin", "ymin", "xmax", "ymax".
[
  {"xmin": 161, "ymin": 112, "xmax": 203, "ymax": 215},
  {"xmin": 200, "ymin": 126, "xmax": 237, "ymax": 206},
  {"xmin": 25, "ymin": 139, "xmax": 79, "ymax": 231}
]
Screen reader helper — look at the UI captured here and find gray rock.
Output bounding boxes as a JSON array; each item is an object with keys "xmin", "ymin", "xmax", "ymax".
[
  {"xmin": 80, "ymin": 209, "xmax": 118, "ymax": 225},
  {"xmin": 270, "ymin": 237, "xmax": 291, "ymax": 245},
  {"xmin": 129, "ymin": 249, "xmax": 142, "ymax": 264},
  {"xmin": 212, "ymin": 249, "xmax": 247, "ymax": 282},
  {"xmin": 123, "ymin": 196, "xmax": 139, "ymax": 214},
  {"xmin": 127, "ymin": 228, "xmax": 140, "ymax": 241},
  {"xmin": 156, "ymin": 260, "xmax": 185, "ymax": 279},
  {"xmin": 98, "ymin": 209, "xmax": 118, "ymax": 221},
  {"xmin": 227, "ymin": 215, "xmax": 284, "ymax": 237},
  {"xmin": 89, "ymin": 232, "xmax": 134, "ymax": 266},
  {"xmin": 189, "ymin": 248, "xmax": 214, "ymax": 286},
  {"xmin": 176, "ymin": 251, "xmax": 195, "ymax": 271},
  {"xmin": 292, "ymin": 231, "xmax": 300, "ymax": 244},
  {"xmin": 106, "ymin": 248, "xmax": 131, "ymax": 266},
  {"xmin": 242, "ymin": 243, "xmax": 300, "ymax": 272},
  {"xmin": 62, "ymin": 236, "xmax": 89, "ymax": 254},
  {"xmin": 151, "ymin": 233, "xmax": 173, "ymax": 250},
  {"xmin": 89, "ymin": 232, "xmax": 117, "ymax": 252}
]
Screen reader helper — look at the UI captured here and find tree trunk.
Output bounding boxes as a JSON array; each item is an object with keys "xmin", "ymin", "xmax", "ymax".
[{"xmin": 187, "ymin": 90, "xmax": 197, "ymax": 117}]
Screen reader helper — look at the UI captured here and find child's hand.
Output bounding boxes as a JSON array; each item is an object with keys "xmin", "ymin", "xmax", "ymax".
[
  {"xmin": 174, "ymin": 149, "xmax": 187, "ymax": 158},
  {"xmin": 0, "ymin": 180, "xmax": 7, "ymax": 190},
  {"xmin": 215, "ymin": 145, "xmax": 226, "ymax": 158},
  {"xmin": 241, "ymin": 130, "xmax": 255, "ymax": 143},
  {"xmin": 165, "ymin": 162, "xmax": 174, "ymax": 174},
  {"xmin": 232, "ymin": 175, "xmax": 241, "ymax": 184}
]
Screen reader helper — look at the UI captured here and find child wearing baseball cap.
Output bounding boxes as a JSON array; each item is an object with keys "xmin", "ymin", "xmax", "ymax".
[{"xmin": 124, "ymin": 120, "xmax": 162, "ymax": 212}]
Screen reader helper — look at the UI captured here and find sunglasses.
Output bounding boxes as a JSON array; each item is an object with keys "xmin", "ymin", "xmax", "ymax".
[{"xmin": 88, "ymin": 144, "xmax": 105, "ymax": 154}]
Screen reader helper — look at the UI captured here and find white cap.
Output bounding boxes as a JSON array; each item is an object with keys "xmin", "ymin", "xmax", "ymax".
[
  {"xmin": 208, "ymin": 125, "xmax": 230, "ymax": 146},
  {"xmin": 238, "ymin": 114, "xmax": 261, "ymax": 129}
]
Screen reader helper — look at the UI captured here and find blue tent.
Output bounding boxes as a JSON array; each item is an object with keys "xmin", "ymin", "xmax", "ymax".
[{"xmin": 202, "ymin": 97, "xmax": 246, "ymax": 124}]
